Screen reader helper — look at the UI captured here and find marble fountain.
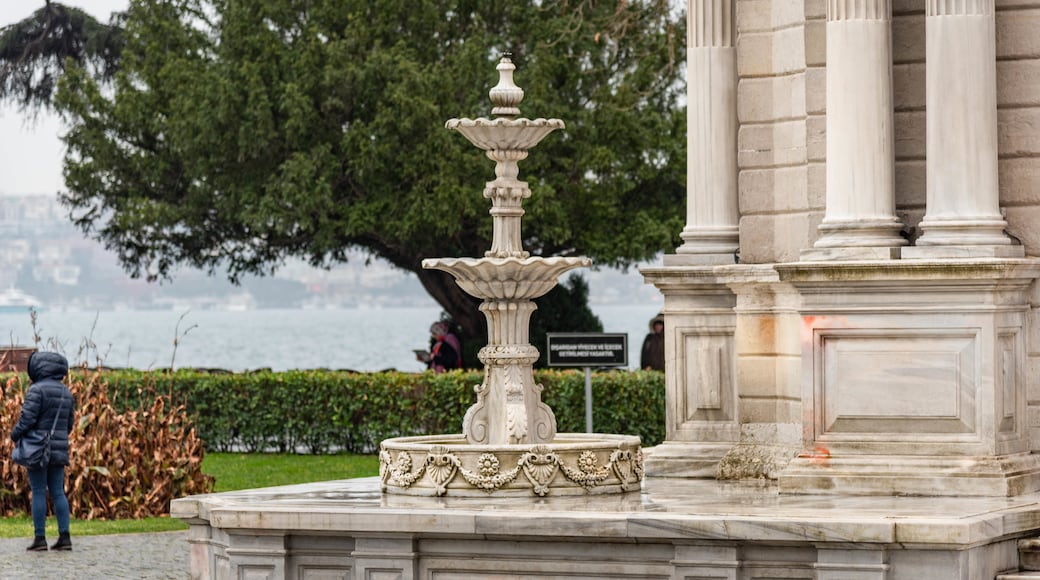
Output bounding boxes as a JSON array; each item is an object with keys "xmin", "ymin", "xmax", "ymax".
[{"xmin": 380, "ymin": 57, "xmax": 642, "ymax": 498}]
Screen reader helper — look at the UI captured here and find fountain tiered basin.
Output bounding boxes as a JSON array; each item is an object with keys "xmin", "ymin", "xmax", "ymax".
[{"xmin": 378, "ymin": 57, "xmax": 642, "ymax": 497}]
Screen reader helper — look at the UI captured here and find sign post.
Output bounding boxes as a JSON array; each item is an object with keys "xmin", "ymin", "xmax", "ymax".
[{"xmin": 545, "ymin": 333, "xmax": 628, "ymax": 433}]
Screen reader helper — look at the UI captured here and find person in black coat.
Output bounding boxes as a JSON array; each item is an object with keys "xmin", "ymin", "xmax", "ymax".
[
  {"xmin": 640, "ymin": 313, "xmax": 665, "ymax": 372},
  {"xmin": 10, "ymin": 351, "xmax": 75, "ymax": 551},
  {"xmin": 415, "ymin": 321, "xmax": 463, "ymax": 372}
]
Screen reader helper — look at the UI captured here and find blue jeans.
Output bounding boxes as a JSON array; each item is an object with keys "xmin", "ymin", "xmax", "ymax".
[{"xmin": 27, "ymin": 465, "xmax": 70, "ymax": 538}]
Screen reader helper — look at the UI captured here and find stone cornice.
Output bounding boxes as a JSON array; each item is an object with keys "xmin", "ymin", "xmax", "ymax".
[{"xmin": 776, "ymin": 258, "xmax": 1040, "ymax": 285}]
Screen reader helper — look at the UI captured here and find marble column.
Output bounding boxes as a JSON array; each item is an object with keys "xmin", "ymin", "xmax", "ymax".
[
  {"xmin": 803, "ymin": 0, "xmax": 906, "ymax": 260},
  {"xmin": 666, "ymin": 0, "xmax": 739, "ymax": 266},
  {"xmin": 903, "ymin": 0, "xmax": 1023, "ymax": 258}
]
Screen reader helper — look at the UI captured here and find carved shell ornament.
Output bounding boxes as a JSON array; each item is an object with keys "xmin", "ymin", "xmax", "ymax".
[
  {"xmin": 426, "ymin": 447, "xmax": 460, "ymax": 495},
  {"xmin": 520, "ymin": 446, "xmax": 560, "ymax": 496}
]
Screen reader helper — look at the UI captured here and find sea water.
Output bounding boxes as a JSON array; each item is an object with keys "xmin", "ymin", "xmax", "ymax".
[{"xmin": 0, "ymin": 304, "xmax": 663, "ymax": 372}]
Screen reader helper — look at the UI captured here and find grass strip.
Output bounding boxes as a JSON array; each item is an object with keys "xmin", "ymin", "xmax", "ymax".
[{"xmin": 206, "ymin": 452, "xmax": 380, "ymax": 492}]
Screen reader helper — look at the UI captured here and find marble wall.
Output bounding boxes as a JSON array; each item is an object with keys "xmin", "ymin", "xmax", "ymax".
[{"xmin": 736, "ymin": 0, "xmax": 1040, "ymax": 259}]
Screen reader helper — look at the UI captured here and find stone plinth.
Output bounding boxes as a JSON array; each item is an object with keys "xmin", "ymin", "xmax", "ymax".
[
  {"xmin": 776, "ymin": 259, "xmax": 1040, "ymax": 496},
  {"xmin": 640, "ymin": 265, "xmax": 739, "ymax": 477},
  {"xmin": 172, "ymin": 476, "xmax": 1040, "ymax": 579},
  {"xmin": 641, "ymin": 264, "xmax": 801, "ymax": 479}
]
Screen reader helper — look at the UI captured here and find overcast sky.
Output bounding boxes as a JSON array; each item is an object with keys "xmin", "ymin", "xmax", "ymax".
[{"xmin": 0, "ymin": 1, "xmax": 129, "ymax": 195}]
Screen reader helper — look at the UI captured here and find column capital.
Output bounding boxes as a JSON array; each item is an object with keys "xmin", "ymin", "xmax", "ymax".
[
  {"xmin": 926, "ymin": 0, "xmax": 993, "ymax": 16},
  {"xmin": 828, "ymin": 0, "xmax": 890, "ymax": 21},
  {"xmin": 689, "ymin": 0, "xmax": 733, "ymax": 48}
]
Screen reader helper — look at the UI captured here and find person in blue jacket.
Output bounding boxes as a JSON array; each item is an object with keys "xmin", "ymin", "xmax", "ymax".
[{"xmin": 10, "ymin": 351, "xmax": 75, "ymax": 552}]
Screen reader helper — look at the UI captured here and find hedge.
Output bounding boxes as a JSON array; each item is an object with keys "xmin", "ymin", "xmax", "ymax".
[
  {"xmin": 81, "ymin": 368, "xmax": 666, "ymax": 454},
  {"xmin": 0, "ymin": 372, "xmax": 213, "ymax": 519}
]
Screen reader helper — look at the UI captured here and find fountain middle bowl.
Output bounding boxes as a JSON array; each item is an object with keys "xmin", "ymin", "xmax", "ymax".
[
  {"xmin": 445, "ymin": 117, "xmax": 565, "ymax": 151},
  {"xmin": 379, "ymin": 433, "xmax": 643, "ymax": 497},
  {"xmin": 422, "ymin": 256, "xmax": 592, "ymax": 300}
]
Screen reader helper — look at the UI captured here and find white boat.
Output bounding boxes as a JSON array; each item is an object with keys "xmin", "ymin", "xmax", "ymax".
[{"xmin": 0, "ymin": 287, "xmax": 43, "ymax": 313}]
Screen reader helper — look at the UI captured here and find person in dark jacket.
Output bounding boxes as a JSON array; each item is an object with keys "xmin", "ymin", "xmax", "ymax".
[
  {"xmin": 640, "ymin": 313, "xmax": 665, "ymax": 371},
  {"xmin": 10, "ymin": 351, "xmax": 74, "ymax": 552},
  {"xmin": 416, "ymin": 321, "xmax": 463, "ymax": 372}
]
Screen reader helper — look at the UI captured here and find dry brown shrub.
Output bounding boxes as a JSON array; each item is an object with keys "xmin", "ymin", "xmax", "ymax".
[{"xmin": 0, "ymin": 371, "xmax": 213, "ymax": 519}]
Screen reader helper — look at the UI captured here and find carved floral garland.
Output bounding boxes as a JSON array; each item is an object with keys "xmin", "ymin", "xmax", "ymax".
[{"xmin": 379, "ymin": 444, "xmax": 644, "ymax": 496}]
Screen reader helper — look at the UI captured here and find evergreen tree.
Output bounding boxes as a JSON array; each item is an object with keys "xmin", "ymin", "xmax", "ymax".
[
  {"xmin": 3, "ymin": 0, "xmax": 686, "ymax": 346},
  {"xmin": 0, "ymin": 1, "xmax": 123, "ymax": 113}
]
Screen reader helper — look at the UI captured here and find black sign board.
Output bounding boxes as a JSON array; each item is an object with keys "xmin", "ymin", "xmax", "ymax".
[{"xmin": 546, "ymin": 333, "xmax": 628, "ymax": 367}]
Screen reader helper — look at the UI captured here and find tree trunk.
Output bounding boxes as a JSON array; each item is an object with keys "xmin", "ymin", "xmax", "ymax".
[{"xmin": 415, "ymin": 268, "xmax": 486, "ymax": 367}]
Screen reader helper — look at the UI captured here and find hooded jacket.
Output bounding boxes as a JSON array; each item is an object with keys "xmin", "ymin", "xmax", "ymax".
[
  {"xmin": 10, "ymin": 351, "xmax": 74, "ymax": 467},
  {"xmin": 640, "ymin": 314, "xmax": 665, "ymax": 371}
]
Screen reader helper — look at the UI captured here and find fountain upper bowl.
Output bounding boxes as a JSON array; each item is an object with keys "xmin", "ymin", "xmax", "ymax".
[{"xmin": 445, "ymin": 117, "xmax": 565, "ymax": 151}]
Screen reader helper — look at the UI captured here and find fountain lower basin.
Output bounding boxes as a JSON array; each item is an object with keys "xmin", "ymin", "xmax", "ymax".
[{"xmin": 379, "ymin": 433, "xmax": 643, "ymax": 497}]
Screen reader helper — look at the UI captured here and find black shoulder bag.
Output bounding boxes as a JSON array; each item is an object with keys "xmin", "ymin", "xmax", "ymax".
[{"xmin": 12, "ymin": 393, "xmax": 65, "ymax": 469}]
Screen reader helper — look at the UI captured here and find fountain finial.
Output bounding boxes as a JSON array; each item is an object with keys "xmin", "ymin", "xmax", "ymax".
[{"xmin": 489, "ymin": 56, "xmax": 523, "ymax": 118}]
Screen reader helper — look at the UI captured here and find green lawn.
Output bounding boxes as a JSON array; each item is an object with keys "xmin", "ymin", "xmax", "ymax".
[
  {"xmin": 205, "ymin": 452, "xmax": 380, "ymax": 492},
  {"xmin": 0, "ymin": 453, "xmax": 380, "ymax": 538}
]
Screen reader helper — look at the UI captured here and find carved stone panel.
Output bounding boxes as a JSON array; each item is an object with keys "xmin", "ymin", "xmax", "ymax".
[
  {"xmin": 816, "ymin": 329, "xmax": 978, "ymax": 439},
  {"xmin": 678, "ymin": 328, "xmax": 736, "ymax": 428},
  {"xmin": 998, "ymin": 329, "xmax": 1022, "ymax": 436}
]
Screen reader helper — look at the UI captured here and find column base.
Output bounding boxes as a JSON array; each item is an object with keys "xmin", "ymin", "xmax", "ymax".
[
  {"xmin": 643, "ymin": 442, "xmax": 732, "ymax": 478},
  {"xmin": 779, "ymin": 452, "xmax": 1040, "ymax": 497},
  {"xmin": 809, "ymin": 219, "xmax": 908, "ymax": 259},
  {"xmin": 800, "ymin": 246, "xmax": 902, "ymax": 261},
  {"xmin": 671, "ymin": 229, "xmax": 740, "ymax": 265},
  {"xmin": 902, "ymin": 244, "xmax": 1024, "ymax": 259},
  {"xmin": 915, "ymin": 218, "xmax": 1014, "ymax": 248},
  {"xmin": 676, "ymin": 227, "xmax": 739, "ymax": 252}
]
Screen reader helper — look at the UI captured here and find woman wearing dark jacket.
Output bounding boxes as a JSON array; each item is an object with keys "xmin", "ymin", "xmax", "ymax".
[{"xmin": 10, "ymin": 351, "xmax": 74, "ymax": 551}]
